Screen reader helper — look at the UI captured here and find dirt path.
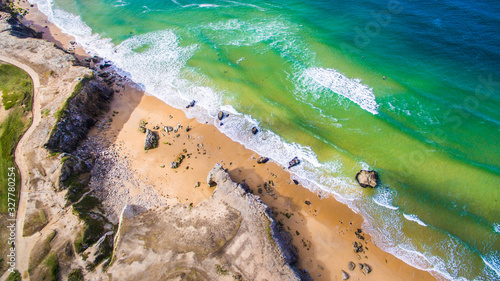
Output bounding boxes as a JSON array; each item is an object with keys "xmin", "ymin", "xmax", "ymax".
[{"xmin": 0, "ymin": 55, "xmax": 41, "ymax": 280}]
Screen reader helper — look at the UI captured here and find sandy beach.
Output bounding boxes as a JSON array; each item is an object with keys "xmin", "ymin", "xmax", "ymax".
[{"xmin": 16, "ymin": 1, "xmax": 436, "ymax": 280}]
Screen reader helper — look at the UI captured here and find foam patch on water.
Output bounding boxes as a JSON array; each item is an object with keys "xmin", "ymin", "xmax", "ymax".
[
  {"xmin": 403, "ymin": 213, "xmax": 428, "ymax": 227},
  {"xmin": 373, "ymin": 187, "xmax": 399, "ymax": 210},
  {"xmin": 493, "ymin": 223, "xmax": 500, "ymax": 234},
  {"xmin": 301, "ymin": 67, "xmax": 379, "ymax": 114},
  {"xmin": 194, "ymin": 18, "xmax": 312, "ymax": 68},
  {"xmin": 481, "ymin": 252, "xmax": 500, "ymax": 278}
]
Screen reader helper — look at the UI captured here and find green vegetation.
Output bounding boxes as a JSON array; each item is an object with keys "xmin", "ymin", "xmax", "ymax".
[
  {"xmin": 215, "ymin": 264, "xmax": 229, "ymax": 275},
  {"xmin": 0, "ymin": 64, "xmax": 33, "ymax": 110},
  {"xmin": 23, "ymin": 208, "xmax": 48, "ymax": 237},
  {"xmin": 72, "ymin": 196, "xmax": 106, "ymax": 253},
  {"xmin": 67, "ymin": 269, "xmax": 84, "ymax": 281},
  {"xmin": 64, "ymin": 173, "xmax": 91, "ymax": 203},
  {"xmin": 44, "ymin": 253, "xmax": 59, "ymax": 281},
  {"xmin": 4, "ymin": 2, "xmax": 28, "ymax": 18},
  {"xmin": 6, "ymin": 270, "xmax": 21, "ymax": 281},
  {"xmin": 0, "ymin": 63, "xmax": 33, "ymax": 213},
  {"xmin": 53, "ymin": 76, "xmax": 91, "ymax": 122},
  {"xmin": 28, "ymin": 230, "xmax": 56, "ymax": 272}
]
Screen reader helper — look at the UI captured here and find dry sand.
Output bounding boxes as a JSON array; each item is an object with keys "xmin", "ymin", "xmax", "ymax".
[{"xmin": 16, "ymin": 1, "xmax": 436, "ymax": 280}]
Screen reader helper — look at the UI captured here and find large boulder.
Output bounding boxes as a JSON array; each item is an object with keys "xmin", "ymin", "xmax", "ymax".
[
  {"xmin": 355, "ymin": 170, "xmax": 379, "ymax": 188},
  {"xmin": 144, "ymin": 129, "xmax": 159, "ymax": 150}
]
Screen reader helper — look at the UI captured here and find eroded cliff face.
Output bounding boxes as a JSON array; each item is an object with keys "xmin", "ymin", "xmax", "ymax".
[
  {"xmin": 45, "ymin": 77, "xmax": 113, "ymax": 153},
  {"xmin": 108, "ymin": 164, "xmax": 302, "ymax": 281}
]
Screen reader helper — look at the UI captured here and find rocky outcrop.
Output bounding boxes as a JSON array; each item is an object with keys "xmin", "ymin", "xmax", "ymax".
[
  {"xmin": 0, "ymin": 4, "xmax": 42, "ymax": 38},
  {"xmin": 143, "ymin": 129, "xmax": 159, "ymax": 150},
  {"xmin": 355, "ymin": 170, "xmax": 379, "ymax": 188},
  {"xmin": 45, "ymin": 77, "xmax": 113, "ymax": 153},
  {"xmin": 108, "ymin": 164, "xmax": 305, "ymax": 281}
]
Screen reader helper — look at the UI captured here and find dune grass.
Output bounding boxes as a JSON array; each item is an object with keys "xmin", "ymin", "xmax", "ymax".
[{"xmin": 0, "ymin": 63, "xmax": 33, "ymax": 212}]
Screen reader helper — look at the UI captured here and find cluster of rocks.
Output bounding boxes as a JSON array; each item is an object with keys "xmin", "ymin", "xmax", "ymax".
[
  {"xmin": 341, "ymin": 261, "xmax": 372, "ymax": 280},
  {"xmin": 170, "ymin": 154, "xmax": 185, "ymax": 169},
  {"xmin": 354, "ymin": 228, "xmax": 365, "ymax": 240},
  {"xmin": 353, "ymin": 241, "xmax": 364, "ymax": 254},
  {"xmin": 79, "ymin": 135, "xmax": 168, "ymax": 220},
  {"xmin": 185, "ymin": 100, "xmax": 196, "ymax": 108}
]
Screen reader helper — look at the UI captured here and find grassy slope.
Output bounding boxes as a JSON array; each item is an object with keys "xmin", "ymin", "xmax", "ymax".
[{"xmin": 0, "ymin": 63, "xmax": 33, "ymax": 213}]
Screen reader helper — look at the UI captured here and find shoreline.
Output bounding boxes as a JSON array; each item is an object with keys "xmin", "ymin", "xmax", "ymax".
[{"xmin": 16, "ymin": 1, "xmax": 436, "ymax": 280}]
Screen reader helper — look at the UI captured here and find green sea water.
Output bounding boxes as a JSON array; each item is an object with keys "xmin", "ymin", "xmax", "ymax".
[{"xmin": 29, "ymin": 0, "xmax": 500, "ymax": 279}]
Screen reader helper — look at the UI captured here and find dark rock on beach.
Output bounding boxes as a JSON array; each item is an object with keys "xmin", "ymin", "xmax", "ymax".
[
  {"xmin": 257, "ymin": 156, "xmax": 269, "ymax": 164},
  {"xmin": 288, "ymin": 157, "xmax": 300, "ymax": 169},
  {"xmin": 362, "ymin": 263, "xmax": 372, "ymax": 275},
  {"xmin": 353, "ymin": 241, "xmax": 363, "ymax": 253},
  {"xmin": 144, "ymin": 129, "xmax": 159, "ymax": 150},
  {"xmin": 45, "ymin": 77, "xmax": 113, "ymax": 153},
  {"xmin": 164, "ymin": 126, "xmax": 173, "ymax": 133},
  {"xmin": 251, "ymin": 127, "xmax": 258, "ymax": 134},
  {"xmin": 355, "ymin": 170, "xmax": 379, "ymax": 188},
  {"xmin": 348, "ymin": 261, "xmax": 356, "ymax": 271},
  {"xmin": 341, "ymin": 270, "xmax": 350, "ymax": 280},
  {"xmin": 218, "ymin": 111, "xmax": 226, "ymax": 121}
]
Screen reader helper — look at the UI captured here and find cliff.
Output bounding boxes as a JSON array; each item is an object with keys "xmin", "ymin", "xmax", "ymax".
[{"xmin": 108, "ymin": 164, "xmax": 304, "ymax": 280}]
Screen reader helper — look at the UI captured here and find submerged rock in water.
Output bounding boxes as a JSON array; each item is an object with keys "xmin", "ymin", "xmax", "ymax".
[
  {"xmin": 144, "ymin": 129, "xmax": 159, "ymax": 150},
  {"xmin": 288, "ymin": 157, "xmax": 300, "ymax": 169},
  {"xmin": 251, "ymin": 127, "xmax": 259, "ymax": 134},
  {"xmin": 257, "ymin": 157, "xmax": 269, "ymax": 164},
  {"xmin": 355, "ymin": 170, "xmax": 379, "ymax": 188}
]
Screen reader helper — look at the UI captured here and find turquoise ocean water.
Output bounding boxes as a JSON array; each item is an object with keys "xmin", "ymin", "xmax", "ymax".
[{"xmin": 28, "ymin": 0, "xmax": 500, "ymax": 279}]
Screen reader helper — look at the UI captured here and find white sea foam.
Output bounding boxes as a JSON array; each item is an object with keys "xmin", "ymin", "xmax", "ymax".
[
  {"xmin": 493, "ymin": 223, "xmax": 500, "ymax": 234},
  {"xmin": 403, "ymin": 213, "xmax": 428, "ymax": 227},
  {"xmin": 481, "ymin": 252, "xmax": 500, "ymax": 278},
  {"xmin": 373, "ymin": 187, "xmax": 399, "ymax": 210},
  {"xmin": 302, "ymin": 67, "xmax": 379, "ymax": 114}
]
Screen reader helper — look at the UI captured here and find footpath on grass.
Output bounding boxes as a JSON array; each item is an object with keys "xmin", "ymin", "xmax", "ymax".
[{"xmin": 0, "ymin": 55, "xmax": 39, "ymax": 280}]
